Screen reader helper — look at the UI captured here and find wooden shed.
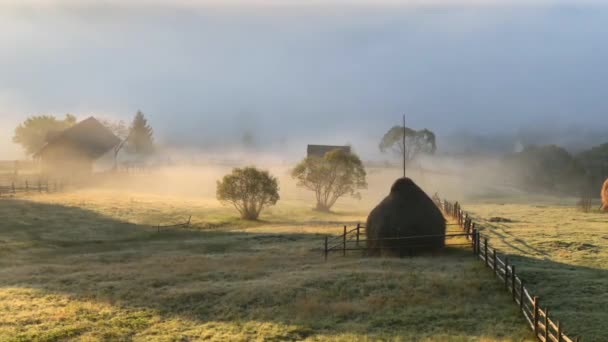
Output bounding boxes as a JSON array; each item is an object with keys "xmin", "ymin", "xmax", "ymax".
[
  {"xmin": 307, "ymin": 145, "xmax": 351, "ymax": 158},
  {"xmin": 34, "ymin": 117, "xmax": 121, "ymax": 178}
]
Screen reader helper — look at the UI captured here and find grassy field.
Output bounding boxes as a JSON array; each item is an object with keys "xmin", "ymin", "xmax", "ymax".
[
  {"xmin": 465, "ymin": 200, "xmax": 607, "ymax": 342},
  {"xmin": 0, "ymin": 189, "xmax": 534, "ymax": 341}
]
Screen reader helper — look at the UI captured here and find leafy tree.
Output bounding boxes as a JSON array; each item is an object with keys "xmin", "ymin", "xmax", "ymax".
[
  {"xmin": 127, "ymin": 111, "xmax": 154, "ymax": 157},
  {"xmin": 292, "ymin": 149, "xmax": 367, "ymax": 212},
  {"xmin": 12, "ymin": 114, "xmax": 77, "ymax": 156},
  {"xmin": 379, "ymin": 126, "xmax": 436, "ymax": 164},
  {"xmin": 216, "ymin": 167, "xmax": 280, "ymax": 220}
]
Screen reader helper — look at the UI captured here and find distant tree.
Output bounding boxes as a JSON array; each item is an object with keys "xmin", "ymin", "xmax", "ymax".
[
  {"xmin": 576, "ymin": 142, "xmax": 608, "ymax": 194},
  {"xmin": 217, "ymin": 167, "xmax": 280, "ymax": 220},
  {"xmin": 13, "ymin": 114, "xmax": 77, "ymax": 156},
  {"xmin": 241, "ymin": 130, "xmax": 257, "ymax": 150},
  {"xmin": 292, "ymin": 149, "xmax": 367, "ymax": 212},
  {"xmin": 506, "ymin": 145, "xmax": 587, "ymax": 193},
  {"xmin": 379, "ymin": 126, "xmax": 436, "ymax": 165},
  {"xmin": 127, "ymin": 111, "xmax": 155, "ymax": 157},
  {"xmin": 101, "ymin": 118, "xmax": 131, "ymax": 170}
]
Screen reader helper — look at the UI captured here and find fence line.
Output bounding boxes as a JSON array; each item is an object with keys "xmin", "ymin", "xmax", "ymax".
[
  {"xmin": 155, "ymin": 216, "xmax": 192, "ymax": 232},
  {"xmin": 437, "ymin": 198, "xmax": 579, "ymax": 342},
  {"xmin": 0, "ymin": 179, "xmax": 67, "ymax": 196},
  {"xmin": 320, "ymin": 197, "xmax": 580, "ymax": 342}
]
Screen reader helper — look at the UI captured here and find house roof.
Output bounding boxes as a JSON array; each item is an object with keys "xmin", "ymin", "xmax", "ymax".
[
  {"xmin": 307, "ymin": 144, "xmax": 351, "ymax": 158},
  {"xmin": 35, "ymin": 117, "xmax": 121, "ymax": 160}
]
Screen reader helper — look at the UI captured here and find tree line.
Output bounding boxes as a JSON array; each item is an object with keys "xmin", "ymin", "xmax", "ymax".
[
  {"xmin": 13, "ymin": 111, "xmax": 155, "ymax": 163},
  {"xmin": 11, "ymin": 113, "xmax": 608, "ymax": 218}
]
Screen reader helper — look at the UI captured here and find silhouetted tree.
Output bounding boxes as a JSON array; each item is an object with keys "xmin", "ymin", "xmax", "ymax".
[
  {"xmin": 127, "ymin": 111, "xmax": 154, "ymax": 157},
  {"xmin": 217, "ymin": 167, "xmax": 280, "ymax": 220},
  {"xmin": 101, "ymin": 119, "xmax": 131, "ymax": 170},
  {"xmin": 13, "ymin": 114, "xmax": 77, "ymax": 156},
  {"xmin": 292, "ymin": 149, "xmax": 367, "ymax": 212}
]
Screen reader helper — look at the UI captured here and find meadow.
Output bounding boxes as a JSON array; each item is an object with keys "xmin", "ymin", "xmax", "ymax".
[
  {"xmin": 0, "ymin": 165, "xmax": 534, "ymax": 341},
  {"xmin": 465, "ymin": 200, "xmax": 607, "ymax": 342}
]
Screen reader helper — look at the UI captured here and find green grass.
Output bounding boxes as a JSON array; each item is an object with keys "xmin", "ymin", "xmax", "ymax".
[
  {"xmin": 0, "ymin": 191, "xmax": 533, "ymax": 341},
  {"xmin": 465, "ymin": 201, "xmax": 607, "ymax": 342}
]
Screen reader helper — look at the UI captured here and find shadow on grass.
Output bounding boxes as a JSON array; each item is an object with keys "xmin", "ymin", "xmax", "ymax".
[
  {"xmin": 504, "ymin": 254, "xmax": 607, "ymax": 342},
  {"xmin": 0, "ymin": 198, "xmax": 542, "ymax": 341}
]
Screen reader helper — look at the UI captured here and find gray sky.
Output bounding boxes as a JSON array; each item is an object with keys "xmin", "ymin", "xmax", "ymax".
[{"xmin": 2, "ymin": 1, "xmax": 608, "ymax": 159}]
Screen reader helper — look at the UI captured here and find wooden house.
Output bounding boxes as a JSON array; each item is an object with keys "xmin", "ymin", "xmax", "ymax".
[
  {"xmin": 306, "ymin": 145, "xmax": 351, "ymax": 158},
  {"xmin": 34, "ymin": 117, "xmax": 121, "ymax": 178}
]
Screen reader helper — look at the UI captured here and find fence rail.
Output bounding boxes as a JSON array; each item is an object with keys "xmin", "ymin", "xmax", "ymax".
[
  {"xmin": 0, "ymin": 180, "xmax": 67, "ymax": 196},
  {"xmin": 320, "ymin": 196, "xmax": 580, "ymax": 342},
  {"xmin": 154, "ymin": 216, "xmax": 192, "ymax": 232}
]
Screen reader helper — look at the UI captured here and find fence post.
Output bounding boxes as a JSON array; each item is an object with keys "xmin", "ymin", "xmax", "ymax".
[
  {"xmin": 324, "ymin": 236, "xmax": 328, "ymax": 261},
  {"xmin": 504, "ymin": 257, "xmax": 509, "ymax": 289},
  {"xmin": 533, "ymin": 297, "xmax": 539, "ymax": 337},
  {"xmin": 356, "ymin": 223, "xmax": 360, "ymax": 247},
  {"xmin": 511, "ymin": 265, "xmax": 516, "ymax": 300},
  {"xmin": 545, "ymin": 308, "xmax": 550, "ymax": 342},
  {"xmin": 520, "ymin": 280, "xmax": 525, "ymax": 311},
  {"xmin": 471, "ymin": 228, "xmax": 477, "ymax": 254},
  {"xmin": 343, "ymin": 225, "xmax": 346, "ymax": 257},
  {"xmin": 493, "ymin": 248, "xmax": 497, "ymax": 273},
  {"xmin": 11, "ymin": 182, "xmax": 15, "ymax": 194},
  {"xmin": 471, "ymin": 223, "xmax": 476, "ymax": 241},
  {"xmin": 484, "ymin": 238, "xmax": 489, "ymax": 266},
  {"xmin": 557, "ymin": 321, "xmax": 562, "ymax": 342},
  {"xmin": 25, "ymin": 180, "xmax": 29, "ymax": 192},
  {"xmin": 476, "ymin": 231, "xmax": 480, "ymax": 255}
]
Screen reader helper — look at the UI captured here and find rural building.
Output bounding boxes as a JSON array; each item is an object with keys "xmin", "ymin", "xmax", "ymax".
[
  {"xmin": 34, "ymin": 117, "xmax": 121, "ymax": 178},
  {"xmin": 307, "ymin": 144, "xmax": 351, "ymax": 158}
]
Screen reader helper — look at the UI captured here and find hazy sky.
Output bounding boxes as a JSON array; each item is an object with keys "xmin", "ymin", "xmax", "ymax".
[{"xmin": 2, "ymin": 1, "xmax": 608, "ymax": 158}]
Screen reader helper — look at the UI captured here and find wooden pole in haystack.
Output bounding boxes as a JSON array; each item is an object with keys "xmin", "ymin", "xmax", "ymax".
[{"xmin": 402, "ymin": 114, "xmax": 406, "ymax": 178}]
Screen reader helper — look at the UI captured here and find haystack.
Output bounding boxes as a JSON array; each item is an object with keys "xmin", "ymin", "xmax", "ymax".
[
  {"xmin": 366, "ymin": 178, "xmax": 446, "ymax": 256},
  {"xmin": 602, "ymin": 178, "xmax": 608, "ymax": 211}
]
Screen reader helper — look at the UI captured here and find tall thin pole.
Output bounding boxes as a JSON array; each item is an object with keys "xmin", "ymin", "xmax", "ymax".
[{"xmin": 402, "ymin": 114, "xmax": 406, "ymax": 178}]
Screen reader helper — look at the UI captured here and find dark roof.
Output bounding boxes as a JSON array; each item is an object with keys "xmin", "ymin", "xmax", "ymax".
[
  {"xmin": 307, "ymin": 144, "xmax": 351, "ymax": 158},
  {"xmin": 36, "ymin": 117, "xmax": 121, "ymax": 159}
]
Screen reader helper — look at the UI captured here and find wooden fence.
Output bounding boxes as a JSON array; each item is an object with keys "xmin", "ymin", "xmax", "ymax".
[
  {"xmin": 439, "ymin": 198, "xmax": 579, "ymax": 342},
  {"xmin": 322, "ymin": 224, "xmax": 474, "ymax": 260},
  {"xmin": 321, "ymin": 197, "xmax": 580, "ymax": 342},
  {"xmin": 0, "ymin": 179, "xmax": 66, "ymax": 196},
  {"xmin": 154, "ymin": 216, "xmax": 192, "ymax": 232}
]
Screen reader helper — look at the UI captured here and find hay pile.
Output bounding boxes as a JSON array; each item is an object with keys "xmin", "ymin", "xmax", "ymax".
[{"xmin": 366, "ymin": 177, "xmax": 446, "ymax": 256}]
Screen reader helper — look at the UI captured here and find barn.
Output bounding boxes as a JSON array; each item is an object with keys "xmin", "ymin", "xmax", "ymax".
[
  {"xmin": 34, "ymin": 117, "xmax": 121, "ymax": 178},
  {"xmin": 307, "ymin": 145, "xmax": 351, "ymax": 158}
]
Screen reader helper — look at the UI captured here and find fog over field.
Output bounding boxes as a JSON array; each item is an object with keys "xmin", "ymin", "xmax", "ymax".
[{"xmin": 2, "ymin": 0, "xmax": 608, "ymax": 159}]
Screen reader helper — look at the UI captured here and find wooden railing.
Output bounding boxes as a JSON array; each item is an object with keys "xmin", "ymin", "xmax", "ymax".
[
  {"xmin": 0, "ymin": 179, "xmax": 67, "ymax": 196},
  {"xmin": 439, "ymin": 198, "xmax": 580, "ymax": 342},
  {"xmin": 321, "ymin": 197, "xmax": 581, "ymax": 342}
]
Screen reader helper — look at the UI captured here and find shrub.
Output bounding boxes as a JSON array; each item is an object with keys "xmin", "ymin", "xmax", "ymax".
[{"xmin": 216, "ymin": 167, "xmax": 280, "ymax": 220}]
